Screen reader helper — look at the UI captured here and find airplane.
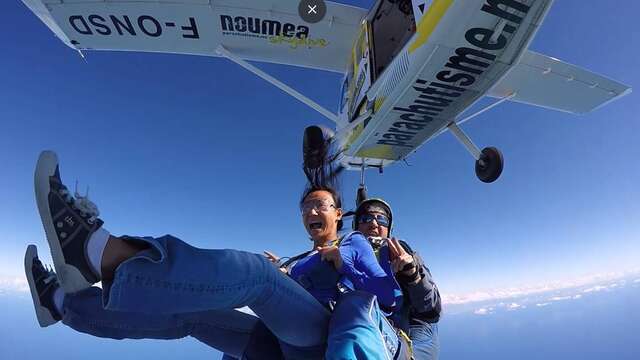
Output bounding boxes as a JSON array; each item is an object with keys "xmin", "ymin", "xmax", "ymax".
[{"xmin": 21, "ymin": 0, "xmax": 631, "ymax": 183}]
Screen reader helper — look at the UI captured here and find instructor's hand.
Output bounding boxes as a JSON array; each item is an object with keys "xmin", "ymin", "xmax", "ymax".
[
  {"xmin": 388, "ymin": 237, "xmax": 416, "ymax": 275},
  {"xmin": 317, "ymin": 245, "xmax": 343, "ymax": 271}
]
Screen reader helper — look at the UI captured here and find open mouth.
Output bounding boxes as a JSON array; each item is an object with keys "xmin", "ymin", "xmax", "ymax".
[{"xmin": 309, "ymin": 222, "xmax": 323, "ymax": 230}]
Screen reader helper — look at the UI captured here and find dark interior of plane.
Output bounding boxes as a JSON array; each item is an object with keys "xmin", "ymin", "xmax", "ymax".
[{"xmin": 370, "ymin": 0, "xmax": 417, "ymax": 79}]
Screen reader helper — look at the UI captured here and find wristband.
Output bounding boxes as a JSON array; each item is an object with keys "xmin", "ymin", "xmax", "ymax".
[
  {"xmin": 397, "ymin": 269, "xmax": 421, "ymax": 284},
  {"xmin": 401, "ymin": 262, "xmax": 416, "ymax": 273}
]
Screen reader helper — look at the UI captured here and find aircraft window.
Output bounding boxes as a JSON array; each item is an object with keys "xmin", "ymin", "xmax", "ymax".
[
  {"xmin": 370, "ymin": 0, "xmax": 416, "ymax": 78},
  {"xmin": 354, "ymin": 28, "xmax": 365, "ymax": 63},
  {"xmin": 343, "ymin": 53, "xmax": 355, "ymax": 110},
  {"xmin": 339, "ymin": 75, "xmax": 349, "ymax": 110}
]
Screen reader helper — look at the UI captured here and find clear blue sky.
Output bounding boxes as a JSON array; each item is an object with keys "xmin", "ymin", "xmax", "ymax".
[{"xmin": 1, "ymin": 0, "xmax": 638, "ymax": 300}]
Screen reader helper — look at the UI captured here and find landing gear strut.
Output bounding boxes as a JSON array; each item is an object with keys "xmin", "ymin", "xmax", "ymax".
[
  {"xmin": 356, "ymin": 161, "xmax": 368, "ymax": 206},
  {"xmin": 448, "ymin": 122, "xmax": 504, "ymax": 183}
]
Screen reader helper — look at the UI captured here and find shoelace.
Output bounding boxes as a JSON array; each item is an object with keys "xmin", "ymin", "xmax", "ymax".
[
  {"xmin": 59, "ymin": 181, "xmax": 100, "ymax": 224},
  {"xmin": 42, "ymin": 271, "xmax": 57, "ymax": 285},
  {"xmin": 34, "ymin": 260, "xmax": 57, "ymax": 285}
]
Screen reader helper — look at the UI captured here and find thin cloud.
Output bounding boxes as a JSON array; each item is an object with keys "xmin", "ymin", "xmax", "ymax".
[
  {"xmin": 506, "ymin": 302, "xmax": 523, "ymax": 311},
  {"xmin": 474, "ymin": 307, "xmax": 493, "ymax": 315},
  {"xmin": 583, "ymin": 285, "xmax": 608, "ymax": 293},
  {"xmin": 442, "ymin": 269, "xmax": 639, "ymax": 305},
  {"xmin": 444, "ymin": 268, "xmax": 640, "ymax": 316},
  {"xmin": 0, "ymin": 276, "xmax": 28, "ymax": 293}
]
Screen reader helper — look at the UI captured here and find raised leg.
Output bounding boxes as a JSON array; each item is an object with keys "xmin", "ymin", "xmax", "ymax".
[
  {"xmin": 63, "ymin": 287, "xmax": 258, "ymax": 358},
  {"xmin": 34, "ymin": 151, "xmax": 331, "ymax": 348},
  {"xmin": 101, "ymin": 235, "xmax": 330, "ymax": 348}
]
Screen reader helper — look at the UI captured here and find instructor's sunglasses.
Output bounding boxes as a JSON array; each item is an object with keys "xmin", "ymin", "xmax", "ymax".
[{"xmin": 357, "ymin": 213, "xmax": 390, "ymax": 227}]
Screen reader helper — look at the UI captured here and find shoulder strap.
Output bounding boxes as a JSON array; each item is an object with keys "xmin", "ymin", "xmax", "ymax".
[
  {"xmin": 281, "ymin": 233, "xmax": 353, "ymax": 270},
  {"xmin": 280, "ymin": 250, "xmax": 313, "ymax": 273}
]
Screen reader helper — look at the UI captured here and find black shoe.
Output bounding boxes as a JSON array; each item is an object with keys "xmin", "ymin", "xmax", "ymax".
[
  {"xmin": 24, "ymin": 245, "xmax": 62, "ymax": 327},
  {"xmin": 35, "ymin": 151, "xmax": 103, "ymax": 292}
]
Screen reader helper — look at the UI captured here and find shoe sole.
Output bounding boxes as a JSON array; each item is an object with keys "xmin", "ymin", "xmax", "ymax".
[
  {"xmin": 24, "ymin": 245, "xmax": 58, "ymax": 327},
  {"xmin": 35, "ymin": 151, "xmax": 91, "ymax": 293}
]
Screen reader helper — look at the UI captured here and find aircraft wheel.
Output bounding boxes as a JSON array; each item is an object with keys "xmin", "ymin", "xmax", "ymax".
[{"xmin": 475, "ymin": 147, "xmax": 503, "ymax": 183}]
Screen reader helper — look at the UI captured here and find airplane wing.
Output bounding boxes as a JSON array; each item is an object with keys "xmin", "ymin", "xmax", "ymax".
[
  {"xmin": 21, "ymin": 0, "xmax": 367, "ymax": 73},
  {"xmin": 487, "ymin": 50, "xmax": 631, "ymax": 113}
]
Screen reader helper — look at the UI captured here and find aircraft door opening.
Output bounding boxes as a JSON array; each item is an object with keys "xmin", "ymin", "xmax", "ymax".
[
  {"xmin": 346, "ymin": 22, "xmax": 373, "ymax": 121},
  {"xmin": 369, "ymin": 0, "xmax": 417, "ymax": 79}
]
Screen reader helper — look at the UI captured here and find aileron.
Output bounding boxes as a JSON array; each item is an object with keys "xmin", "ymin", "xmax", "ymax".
[{"xmin": 488, "ymin": 50, "xmax": 631, "ymax": 113}]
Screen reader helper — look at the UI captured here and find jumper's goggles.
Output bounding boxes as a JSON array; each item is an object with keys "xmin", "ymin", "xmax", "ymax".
[{"xmin": 301, "ymin": 199, "xmax": 336, "ymax": 215}]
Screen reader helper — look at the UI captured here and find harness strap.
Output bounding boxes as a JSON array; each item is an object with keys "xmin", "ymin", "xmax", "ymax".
[
  {"xmin": 279, "ymin": 250, "xmax": 313, "ymax": 273},
  {"xmin": 395, "ymin": 328, "xmax": 414, "ymax": 360}
]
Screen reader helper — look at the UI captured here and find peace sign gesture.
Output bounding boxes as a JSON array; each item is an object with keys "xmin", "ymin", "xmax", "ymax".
[{"xmin": 387, "ymin": 237, "xmax": 416, "ymax": 275}]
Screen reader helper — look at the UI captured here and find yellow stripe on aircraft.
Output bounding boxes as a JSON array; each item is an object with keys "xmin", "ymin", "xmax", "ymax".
[
  {"xmin": 408, "ymin": 0, "xmax": 454, "ymax": 54},
  {"xmin": 356, "ymin": 144, "xmax": 396, "ymax": 160},
  {"xmin": 346, "ymin": 122, "xmax": 366, "ymax": 148},
  {"xmin": 374, "ymin": 96, "xmax": 386, "ymax": 112}
]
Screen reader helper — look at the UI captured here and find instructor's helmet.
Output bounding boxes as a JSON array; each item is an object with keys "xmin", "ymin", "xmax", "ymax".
[{"xmin": 353, "ymin": 198, "xmax": 394, "ymax": 234}]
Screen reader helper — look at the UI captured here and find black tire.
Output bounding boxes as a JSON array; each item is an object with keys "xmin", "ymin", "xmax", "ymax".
[
  {"xmin": 303, "ymin": 125, "xmax": 326, "ymax": 169},
  {"xmin": 475, "ymin": 147, "xmax": 504, "ymax": 183}
]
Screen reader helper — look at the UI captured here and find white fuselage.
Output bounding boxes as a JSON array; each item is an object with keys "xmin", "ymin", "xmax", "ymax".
[{"xmin": 336, "ymin": 0, "xmax": 554, "ymax": 169}]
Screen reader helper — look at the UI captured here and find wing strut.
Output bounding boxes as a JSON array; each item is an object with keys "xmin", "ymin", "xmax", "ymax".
[
  {"xmin": 456, "ymin": 92, "xmax": 516, "ymax": 126},
  {"xmin": 446, "ymin": 93, "xmax": 516, "ymax": 160},
  {"xmin": 216, "ymin": 46, "xmax": 339, "ymax": 123}
]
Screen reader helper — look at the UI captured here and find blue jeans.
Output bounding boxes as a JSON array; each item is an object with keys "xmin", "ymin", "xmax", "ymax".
[
  {"xmin": 326, "ymin": 291, "xmax": 405, "ymax": 360},
  {"xmin": 409, "ymin": 323, "xmax": 439, "ymax": 360},
  {"xmin": 62, "ymin": 287, "xmax": 273, "ymax": 357},
  {"xmin": 61, "ymin": 235, "xmax": 330, "ymax": 359}
]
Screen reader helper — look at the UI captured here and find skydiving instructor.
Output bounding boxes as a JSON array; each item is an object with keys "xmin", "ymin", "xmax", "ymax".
[
  {"xmin": 264, "ymin": 196, "xmax": 443, "ymax": 359},
  {"xmin": 353, "ymin": 197, "xmax": 441, "ymax": 359}
]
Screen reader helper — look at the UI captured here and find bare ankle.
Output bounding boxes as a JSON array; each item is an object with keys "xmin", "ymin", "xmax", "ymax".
[{"xmin": 100, "ymin": 236, "xmax": 149, "ymax": 281}]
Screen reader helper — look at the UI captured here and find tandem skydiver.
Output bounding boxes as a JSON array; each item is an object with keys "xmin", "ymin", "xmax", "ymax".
[
  {"xmin": 251, "ymin": 196, "xmax": 442, "ymax": 360},
  {"xmin": 24, "ymin": 150, "xmax": 402, "ymax": 359},
  {"xmin": 351, "ymin": 197, "xmax": 441, "ymax": 359},
  {"xmin": 304, "ymin": 125, "xmax": 442, "ymax": 359}
]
